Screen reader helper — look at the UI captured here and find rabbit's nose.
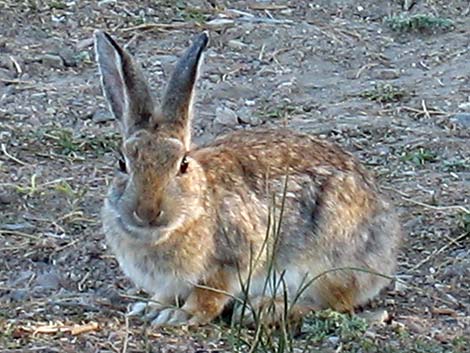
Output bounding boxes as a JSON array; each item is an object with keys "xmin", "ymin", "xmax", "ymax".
[{"xmin": 133, "ymin": 205, "xmax": 162, "ymax": 227}]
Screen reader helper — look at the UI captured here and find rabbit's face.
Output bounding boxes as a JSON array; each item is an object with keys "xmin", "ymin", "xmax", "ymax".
[
  {"xmin": 95, "ymin": 31, "xmax": 209, "ymax": 233},
  {"xmin": 109, "ymin": 129, "xmax": 204, "ymax": 230}
]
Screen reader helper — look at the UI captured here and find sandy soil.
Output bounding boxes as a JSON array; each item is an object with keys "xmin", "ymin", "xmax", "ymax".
[{"xmin": 1, "ymin": 1, "xmax": 469, "ymax": 352}]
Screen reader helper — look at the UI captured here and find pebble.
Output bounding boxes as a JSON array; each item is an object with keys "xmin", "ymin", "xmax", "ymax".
[
  {"xmin": 41, "ymin": 54, "xmax": 64, "ymax": 69},
  {"xmin": 92, "ymin": 109, "xmax": 114, "ymax": 123},
  {"xmin": 358, "ymin": 309, "xmax": 390, "ymax": 324},
  {"xmin": 35, "ymin": 271, "xmax": 61, "ymax": 290},
  {"xmin": 385, "ymin": 298, "xmax": 396, "ymax": 306},
  {"xmin": 458, "ymin": 102, "xmax": 470, "ymax": 110},
  {"xmin": 58, "ymin": 47, "xmax": 77, "ymax": 67},
  {"xmin": 449, "ymin": 112, "xmax": 470, "ymax": 129},
  {"xmin": 327, "ymin": 336, "xmax": 340, "ymax": 345},
  {"xmin": 394, "ymin": 279, "xmax": 408, "ymax": 293},
  {"xmin": 9, "ymin": 289, "xmax": 29, "ymax": 302},
  {"xmin": 0, "ymin": 191, "xmax": 15, "ymax": 204},
  {"xmin": 214, "ymin": 106, "xmax": 239, "ymax": 127},
  {"xmin": 373, "ymin": 69, "xmax": 400, "ymax": 80},
  {"xmin": 76, "ymin": 37, "xmax": 94, "ymax": 50}
]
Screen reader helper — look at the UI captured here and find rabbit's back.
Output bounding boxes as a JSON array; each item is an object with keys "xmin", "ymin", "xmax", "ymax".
[{"xmin": 193, "ymin": 129, "xmax": 400, "ymax": 309}]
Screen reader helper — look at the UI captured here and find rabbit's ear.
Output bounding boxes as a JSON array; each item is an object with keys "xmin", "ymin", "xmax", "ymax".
[
  {"xmin": 94, "ymin": 31, "xmax": 154, "ymax": 136},
  {"xmin": 158, "ymin": 32, "xmax": 208, "ymax": 148}
]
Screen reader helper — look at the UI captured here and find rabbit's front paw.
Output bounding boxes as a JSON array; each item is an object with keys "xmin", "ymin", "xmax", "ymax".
[
  {"xmin": 127, "ymin": 301, "xmax": 167, "ymax": 322},
  {"xmin": 127, "ymin": 301, "xmax": 195, "ymax": 326},
  {"xmin": 150, "ymin": 307, "xmax": 195, "ymax": 326},
  {"xmin": 127, "ymin": 301, "xmax": 150, "ymax": 317}
]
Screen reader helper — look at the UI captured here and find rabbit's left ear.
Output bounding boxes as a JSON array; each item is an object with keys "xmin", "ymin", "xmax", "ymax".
[
  {"xmin": 157, "ymin": 32, "xmax": 209, "ymax": 148},
  {"xmin": 94, "ymin": 31, "xmax": 154, "ymax": 136}
]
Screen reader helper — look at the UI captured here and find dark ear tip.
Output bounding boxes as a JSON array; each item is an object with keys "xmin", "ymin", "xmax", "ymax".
[
  {"xmin": 94, "ymin": 30, "xmax": 123, "ymax": 56},
  {"xmin": 94, "ymin": 30, "xmax": 107, "ymax": 43},
  {"xmin": 195, "ymin": 31, "xmax": 209, "ymax": 50}
]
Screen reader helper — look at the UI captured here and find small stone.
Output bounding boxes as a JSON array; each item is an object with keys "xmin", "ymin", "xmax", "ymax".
[
  {"xmin": 58, "ymin": 47, "xmax": 77, "ymax": 67},
  {"xmin": 385, "ymin": 298, "xmax": 396, "ymax": 306},
  {"xmin": 373, "ymin": 69, "xmax": 400, "ymax": 80},
  {"xmin": 227, "ymin": 40, "xmax": 248, "ymax": 50},
  {"xmin": 208, "ymin": 74, "xmax": 220, "ymax": 83},
  {"xmin": 215, "ymin": 106, "xmax": 238, "ymax": 127},
  {"xmin": 458, "ymin": 102, "xmax": 470, "ymax": 110},
  {"xmin": 358, "ymin": 309, "xmax": 390, "ymax": 324},
  {"xmin": 394, "ymin": 280, "xmax": 408, "ymax": 293},
  {"xmin": 391, "ymin": 320, "xmax": 407, "ymax": 332},
  {"xmin": 92, "ymin": 109, "xmax": 114, "ymax": 123},
  {"xmin": 35, "ymin": 271, "xmax": 61, "ymax": 290},
  {"xmin": 40, "ymin": 54, "xmax": 64, "ymax": 69},
  {"xmin": 327, "ymin": 336, "xmax": 340, "ymax": 345},
  {"xmin": 450, "ymin": 113, "xmax": 470, "ymax": 129},
  {"xmin": 0, "ymin": 191, "xmax": 15, "ymax": 204},
  {"xmin": 10, "ymin": 289, "xmax": 29, "ymax": 302},
  {"xmin": 76, "ymin": 37, "xmax": 94, "ymax": 50}
]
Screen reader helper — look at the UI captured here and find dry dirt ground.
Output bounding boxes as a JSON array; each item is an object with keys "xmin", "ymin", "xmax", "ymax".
[{"xmin": 1, "ymin": 1, "xmax": 469, "ymax": 352}]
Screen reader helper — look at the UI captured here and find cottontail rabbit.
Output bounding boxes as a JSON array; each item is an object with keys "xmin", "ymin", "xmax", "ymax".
[{"xmin": 95, "ymin": 31, "xmax": 401, "ymax": 326}]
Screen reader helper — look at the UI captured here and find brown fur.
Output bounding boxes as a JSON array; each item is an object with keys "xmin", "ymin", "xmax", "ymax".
[{"xmin": 95, "ymin": 31, "xmax": 402, "ymax": 326}]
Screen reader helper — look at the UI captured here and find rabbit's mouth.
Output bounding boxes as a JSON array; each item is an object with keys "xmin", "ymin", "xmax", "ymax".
[
  {"xmin": 132, "ymin": 210, "xmax": 164, "ymax": 227},
  {"xmin": 115, "ymin": 210, "xmax": 178, "ymax": 245},
  {"xmin": 119, "ymin": 209, "xmax": 164, "ymax": 228}
]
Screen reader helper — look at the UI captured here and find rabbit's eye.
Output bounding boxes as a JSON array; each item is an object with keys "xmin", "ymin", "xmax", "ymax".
[
  {"xmin": 179, "ymin": 156, "xmax": 189, "ymax": 174},
  {"xmin": 118, "ymin": 157, "xmax": 127, "ymax": 173}
]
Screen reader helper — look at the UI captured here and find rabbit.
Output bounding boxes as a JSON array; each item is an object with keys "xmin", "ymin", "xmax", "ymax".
[{"xmin": 95, "ymin": 30, "xmax": 402, "ymax": 327}]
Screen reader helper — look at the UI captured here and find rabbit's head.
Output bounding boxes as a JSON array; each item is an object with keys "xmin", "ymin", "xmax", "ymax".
[{"xmin": 95, "ymin": 31, "xmax": 208, "ymax": 232}]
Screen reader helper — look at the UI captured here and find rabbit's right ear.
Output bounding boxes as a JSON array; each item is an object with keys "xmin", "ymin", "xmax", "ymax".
[{"xmin": 94, "ymin": 31, "xmax": 154, "ymax": 136}]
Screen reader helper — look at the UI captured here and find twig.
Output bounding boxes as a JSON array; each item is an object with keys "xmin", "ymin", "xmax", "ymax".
[
  {"xmin": 403, "ymin": 198, "xmax": 469, "ymax": 214},
  {"xmin": 401, "ymin": 105, "xmax": 451, "ymax": 117},
  {"xmin": 0, "ymin": 229, "xmax": 41, "ymax": 241},
  {"xmin": 0, "ymin": 241, "xmax": 29, "ymax": 252},
  {"xmin": 121, "ymin": 315, "xmax": 130, "ymax": 353},
  {"xmin": 9, "ymin": 55, "xmax": 22, "ymax": 75},
  {"xmin": 411, "ymin": 232, "xmax": 469, "ymax": 271},
  {"xmin": 190, "ymin": 282, "xmax": 245, "ymax": 304},
  {"xmin": 121, "ymin": 22, "xmax": 195, "ymax": 32},
  {"xmin": 238, "ymin": 16, "xmax": 293, "ymax": 24},
  {"xmin": 382, "ymin": 186, "xmax": 470, "ymax": 214},
  {"xmin": 421, "ymin": 99, "xmax": 431, "ymax": 119},
  {"xmin": 258, "ymin": 43, "xmax": 266, "ymax": 61},
  {"xmin": 248, "ymin": 4, "xmax": 289, "ymax": 10},
  {"xmin": 53, "ymin": 238, "xmax": 80, "ymax": 253},
  {"xmin": 356, "ymin": 63, "xmax": 379, "ymax": 79},
  {"xmin": 0, "ymin": 78, "xmax": 34, "ymax": 85},
  {"xmin": 1, "ymin": 143, "xmax": 29, "ymax": 166},
  {"xmin": 78, "ymin": 272, "xmax": 91, "ymax": 291}
]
